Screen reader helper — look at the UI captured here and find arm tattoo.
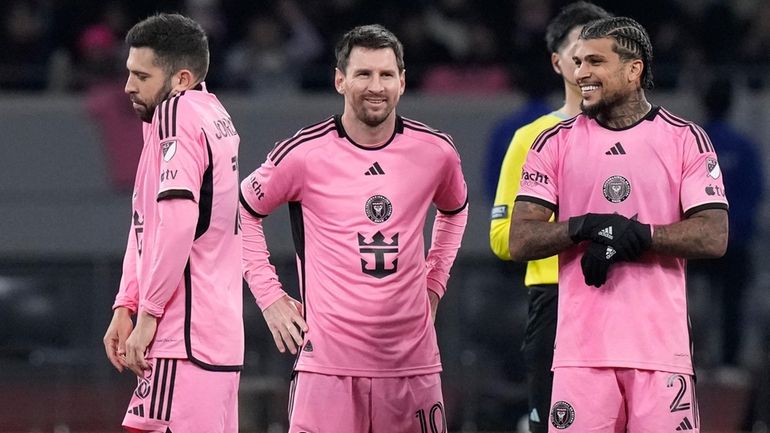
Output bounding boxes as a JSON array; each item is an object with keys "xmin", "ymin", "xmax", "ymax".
[
  {"xmin": 508, "ymin": 201, "xmax": 573, "ymax": 261},
  {"xmin": 651, "ymin": 209, "xmax": 728, "ymax": 258}
]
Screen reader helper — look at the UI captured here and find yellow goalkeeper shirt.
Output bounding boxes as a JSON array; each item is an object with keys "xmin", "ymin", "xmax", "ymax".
[{"xmin": 489, "ymin": 111, "xmax": 569, "ymax": 286}]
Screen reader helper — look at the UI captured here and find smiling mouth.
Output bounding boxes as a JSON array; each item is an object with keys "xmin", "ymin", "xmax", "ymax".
[{"xmin": 580, "ymin": 84, "xmax": 600, "ymax": 95}]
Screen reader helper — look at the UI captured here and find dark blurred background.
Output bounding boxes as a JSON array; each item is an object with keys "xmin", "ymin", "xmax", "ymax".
[{"xmin": 1, "ymin": 0, "xmax": 769, "ymax": 432}]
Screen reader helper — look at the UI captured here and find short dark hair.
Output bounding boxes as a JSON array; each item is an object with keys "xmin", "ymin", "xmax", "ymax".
[
  {"xmin": 580, "ymin": 16, "xmax": 654, "ymax": 90},
  {"xmin": 335, "ymin": 24, "xmax": 404, "ymax": 73},
  {"xmin": 125, "ymin": 13, "xmax": 209, "ymax": 82},
  {"xmin": 545, "ymin": 1, "xmax": 612, "ymax": 53}
]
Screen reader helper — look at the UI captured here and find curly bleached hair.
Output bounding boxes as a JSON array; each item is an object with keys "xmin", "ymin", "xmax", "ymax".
[{"xmin": 580, "ymin": 16, "xmax": 654, "ymax": 89}]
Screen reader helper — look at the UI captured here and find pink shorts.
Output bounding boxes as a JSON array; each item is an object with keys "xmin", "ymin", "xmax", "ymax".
[
  {"xmin": 122, "ymin": 358, "xmax": 239, "ymax": 433},
  {"xmin": 288, "ymin": 372, "xmax": 446, "ymax": 433},
  {"xmin": 549, "ymin": 367, "xmax": 699, "ymax": 433}
]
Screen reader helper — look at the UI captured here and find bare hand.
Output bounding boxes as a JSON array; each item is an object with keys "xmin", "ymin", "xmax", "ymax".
[
  {"xmin": 103, "ymin": 307, "xmax": 134, "ymax": 372},
  {"xmin": 124, "ymin": 311, "xmax": 158, "ymax": 376},
  {"xmin": 262, "ymin": 295, "xmax": 307, "ymax": 354},
  {"xmin": 429, "ymin": 290, "xmax": 439, "ymax": 324}
]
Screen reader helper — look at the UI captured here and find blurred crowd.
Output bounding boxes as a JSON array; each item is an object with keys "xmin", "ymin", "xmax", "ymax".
[{"xmin": 2, "ymin": 0, "xmax": 770, "ymax": 95}]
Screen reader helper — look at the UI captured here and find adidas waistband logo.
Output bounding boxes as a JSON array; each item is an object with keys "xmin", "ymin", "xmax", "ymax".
[
  {"xmin": 605, "ymin": 142, "xmax": 626, "ymax": 155},
  {"xmin": 676, "ymin": 416, "xmax": 694, "ymax": 430},
  {"xmin": 365, "ymin": 162, "xmax": 385, "ymax": 175},
  {"xmin": 128, "ymin": 403, "xmax": 145, "ymax": 417}
]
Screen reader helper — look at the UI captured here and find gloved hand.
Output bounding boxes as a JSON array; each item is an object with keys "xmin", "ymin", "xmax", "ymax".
[
  {"xmin": 581, "ymin": 241, "xmax": 618, "ymax": 287},
  {"xmin": 568, "ymin": 213, "xmax": 652, "ymax": 261}
]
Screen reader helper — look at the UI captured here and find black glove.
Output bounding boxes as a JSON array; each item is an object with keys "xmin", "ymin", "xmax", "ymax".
[
  {"xmin": 568, "ymin": 213, "xmax": 652, "ymax": 261},
  {"xmin": 581, "ymin": 241, "xmax": 619, "ymax": 287}
]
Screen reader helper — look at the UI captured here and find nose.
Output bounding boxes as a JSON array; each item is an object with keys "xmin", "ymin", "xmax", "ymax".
[
  {"xmin": 575, "ymin": 62, "xmax": 589, "ymax": 82},
  {"xmin": 368, "ymin": 74, "xmax": 384, "ymax": 92},
  {"xmin": 124, "ymin": 75, "xmax": 135, "ymax": 95}
]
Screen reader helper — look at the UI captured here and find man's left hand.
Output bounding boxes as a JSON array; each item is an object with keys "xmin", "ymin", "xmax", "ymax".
[{"xmin": 124, "ymin": 311, "xmax": 158, "ymax": 377}]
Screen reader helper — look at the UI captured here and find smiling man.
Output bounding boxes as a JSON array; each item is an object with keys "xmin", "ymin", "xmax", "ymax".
[
  {"xmin": 102, "ymin": 13, "xmax": 243, "ymax": 433},
  {"xmin": 508, "ymin": 16, "xmax": 729, "ymax": 433},
  {"xmin": 239, "ymin": 24, "xmax": 468, "ymax": 433}
]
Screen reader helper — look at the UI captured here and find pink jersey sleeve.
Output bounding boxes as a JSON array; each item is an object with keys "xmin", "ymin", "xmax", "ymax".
[
  {"xmin": 432, "ymin": 145, "xmax": 468, "ymax": 212},
  {"xmin": 113, "ymin": 223, "xmax": 139, "ymax": 312},
  {"xmin": 139, "ymin": 198, "xmax": 198, "ymax": 317},
  {"xmin": 156, "ymin": 102, "xmax": 208, "ymax": 202},
  {"xmin": 426, "ymin": 206, "xmax": 468, "ymax": 298},
  {"xmin": 680, "ymin": 126, "xmax": 729, "ymax": 215},
  {"xmin": 516, "ymin": 126, "xmax": 563, "ymax": 209},
  {"xmin": 240, "ymin": 151, "xmax": 304, "ymax": 217},
  {"xmin": 240, "ymin": 206, "xmax": 288, "ymax": 310}
]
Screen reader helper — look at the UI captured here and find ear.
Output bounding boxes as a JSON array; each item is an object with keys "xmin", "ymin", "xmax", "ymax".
[
  {"xmin": 334, "ymin": 68, "xmax": 345, "ymax": 94},
  {"xmin": 172, "ymin": 69, "xmax": 195, "ymax": 92},
  {"xmin": 399, "ymin": 69, "xmax": 406, "ymax": 95},
  {"xmin": 627, "ymin": 59, "xmax": 644, "ymax": 85},
  {"xmin": 551, "ymin": 52, "xmax": 562, "ymax": 75}
]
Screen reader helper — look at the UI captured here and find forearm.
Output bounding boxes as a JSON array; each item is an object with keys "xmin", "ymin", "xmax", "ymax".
[
  {"xmin": 509, "ymin": 219, "xmax": 572, "ymax": 261},
  {"xmin": 240, "ymin": 206, "xmax": 287, "ymax": 310},
  {"xmin": 651, "ymin": 209, "xmax": 728, "ymax": 258},
  {"xmin": 114, "ymin": 225, "xmax": 139, "ymax": 312},
  {"xmin": 426, "ymin": 207, "xmax": 468, "ymax": 298},
  {"xmin": 141, "ymin": 199, "xmax": 198, "ymax": 317}
]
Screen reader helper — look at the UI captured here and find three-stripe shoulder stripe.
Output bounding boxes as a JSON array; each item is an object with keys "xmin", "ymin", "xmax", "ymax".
[
  {"xmin": 402, "ymin": 118, "xmax": 455, "ymax": 149},
  {"xmin": 530, "ymin": 116, "xmax": 578, "ymax": 153},
  {"xmin": 157, "ymin": 94, "xmax": 182, "ymax": 140},
  {"xmin": 268, "ymin": 117, "xmax": 336, "ymax": 165},
  {"xmin": 658, "ymin": 108, "xmax": 714, "ymax": 154}
]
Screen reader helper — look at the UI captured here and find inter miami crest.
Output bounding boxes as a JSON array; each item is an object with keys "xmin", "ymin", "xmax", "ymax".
[
  {"xmin": 550, "ymin": 401, "xmax": 575, "ymax": 429},
  {"xmin": 365, "ymin": 195, "xmax": 392, "ymax": 223},
  {"xmin": 603, "ymin": 175, "xmax": 631, "ymax": 203}
]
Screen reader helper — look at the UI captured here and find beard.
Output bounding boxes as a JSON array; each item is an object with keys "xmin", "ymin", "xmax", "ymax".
[
  {"xmin": 580, "ymin": 89, "xmax": 626, "ymax": 119},
  {"xmin": 357, "ymin": 105, "xmax": 393, "ymax": 127},
  {"xmin": 132, "ymin": 79, "xmax": 174, "ymax": 123}
]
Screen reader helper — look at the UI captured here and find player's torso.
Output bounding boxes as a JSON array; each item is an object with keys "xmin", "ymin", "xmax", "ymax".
[
  {"xmin": 286, "ymin": 121, "xmax": 454, "ymax": 375},
  {"xmin": 133, "ymin": 91, "xmax": 244, "ymax": 366},
  {"xmin": 557, "ymin": 115, "xmax": 685, "ymax": 225}
]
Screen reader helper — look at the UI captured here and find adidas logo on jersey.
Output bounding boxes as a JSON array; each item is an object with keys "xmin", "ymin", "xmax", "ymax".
[
  {"xmin": 598, "ymin": 226, "xmax": 614, "ymax": 240},
  {"xmin": 605, "ymin": 246, "xmax": 617, "ymax": 260},
  {"xmin": 364, "ymin": 162, "xmax": 385, "ymax": 176},
  {"xmin": 675, "ymin": 416, "xmax": 694, "ymax": 430},
  {"xmin": 605, "ymin": 142, "xmax": 626, "ymax": 155}
]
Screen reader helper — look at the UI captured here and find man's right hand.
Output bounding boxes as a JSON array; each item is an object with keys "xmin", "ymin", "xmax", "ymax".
[
  {"xmin": 568, "ymin": 213, "xmax": 651, "ymax": 261},
  {"xmin": 103, "ymin": 307, "xmax": 134, "ymax": 372},
  {"xmin": 262, "ymin": 295, "xmax": 308, "ymax": 355}
]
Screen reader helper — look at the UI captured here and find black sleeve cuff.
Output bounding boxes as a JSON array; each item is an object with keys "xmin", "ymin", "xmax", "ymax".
[
  {"xmin": 239, "ymin": 190, "xmax": 268, "ymax": 218},
  {"xmin": 684, "ymin": 202, "xmax": 728, "ymax": 218},
  {"xmin": 437, "ymin": 197, "xmax": 469, "ymax": 215},
  {"xmin": 515, "ymin": 195, "xmax": 557, "ymax": 213},
  {"xmin": 157, "ymin": 189, "xmax": 195, "ymax": 202}
]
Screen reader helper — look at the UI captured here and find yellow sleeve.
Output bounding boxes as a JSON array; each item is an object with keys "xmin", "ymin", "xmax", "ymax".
[{"xmin": 489, "ymin": 127, "xmax": 531, "ymax": 260}]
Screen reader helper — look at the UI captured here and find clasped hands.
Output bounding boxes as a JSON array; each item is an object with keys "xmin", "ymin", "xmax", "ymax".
[{"xmin": 568, "ymin": 213, "xmax": 652, "ymax": 287}]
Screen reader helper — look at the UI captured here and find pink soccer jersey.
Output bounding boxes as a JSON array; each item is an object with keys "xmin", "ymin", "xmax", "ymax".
[
  {"xmin": 113, "ymin": 82, "xmax": 244, "ymax": 369},
  {"xmin": 517, "ymin": 107, "xmax": 728, "ymax": 374},
  {"xmin": 240, "ymin": 116, "xmax": 467, "ymax": 377}
]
